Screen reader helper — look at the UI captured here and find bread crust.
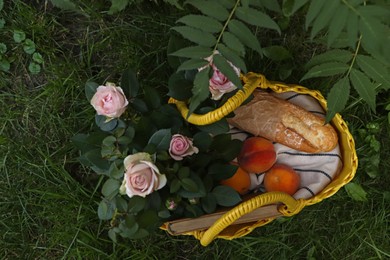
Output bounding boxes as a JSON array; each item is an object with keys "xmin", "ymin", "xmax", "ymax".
[{"xmin": 227, "ymin": 91, "xmax": 338, "ymax": 153}]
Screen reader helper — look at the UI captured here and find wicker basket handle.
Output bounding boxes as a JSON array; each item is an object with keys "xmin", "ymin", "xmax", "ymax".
[
  {"xmin": 168, "ymin": 72, "xmax": 267, "ymax": 126},
  {"xmin": 199, "ymin": 191, "xmax": 305, "ymax": 246}
]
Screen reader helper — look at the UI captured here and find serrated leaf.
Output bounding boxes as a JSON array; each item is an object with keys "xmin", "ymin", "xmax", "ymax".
[
  {"xmin": 222, "ymin": 32, "xmax": 245, "ymax": 56},
  {"xmin": 213, "ymin": 54, "xmax": 242, "ymax": 89},
  {"xmin": 177, "ymin": 14, "xmax": 223, "ymax": 33},
  {"xmin": 148, "ymin": 129, "xmax": 172, "ymax": 151},
  {"xmin": 228, "ymin": 19, "xmax": 262, "ymax": 54},
  {"xmin": 263, "ymin": 45, "xmax": 292, "ymax": 61},
  {"xmin": 346, "ymin": 11, "xmax": 359, "ymax": 49},
  {"xmin": 102, "ymin": 178, "xmax": 120, "ymax": 197},
  {"xmin": 357, "ymin": 5, "xmax": 390, "ymax": 20},
  {"xmin": 188, "ymin": 67, "xmax": 211, "ymax": 116},
  {"xmin": 349, "ymin": 69, "xmax": 377, "ymax": 112},
  {"xmin": 301, "ymin": 62, "xmax": 349, "ymax": 81},
  {"xmin": 177, "ymin": 58, "xmax": 209, "ymax": 72},
  {"xmin": 185, "ymin": 0, "xmax": 229, "ymax": 21},
  {"xmin": 172, "ymin": 26, "xmax": 216, "ymax": 47},
  {"xmin": 170, "ymin": 46, "xmax": 213, "ymax": 59},
  {"xmin": 356, "ymin": 55, "xmax": 390, "ymax": 90},
  {"xmin": 217, "ymin": 44, "xmax": 247, "ymax": 73},
  {"xmin": 327, "ymin": 5, "xmax": 349, "ymax": 47},
  {"xmin": 259, "ymin": 0, "xmax": 282, "ymax": 13},
  {"xmin": 345, "ymin": 182, "xmax": 367, "ymax": 202},
  {"xmin": 108, "ymin": 0, "xmax": 129, "ymax": 15},
  {"xmin": 212, "ymin": 185, "xmax": 242, "ymax": 207},
  {"xmin": 309, "ymin": 0, "xmax": 340, "ymax": 39},
  {"xmin": 305, "ymin": 0, "xmax": 327, "ymax": 29},
  {"xmin": 305, "ymin": 49, "xmax": 353, "ymax": 70},
  {"xmin": 359, "ymin": 15, "xmax": 388, "ymax": 56},
  {"xmin": 236, "ymin": 7, "xmax": 281, "ymax": 34},
  {"xmin": 282, "ymin": 0, "xmax": 309, "ymax": 17},
  {"xmin": 325, "ymin": 77, "xmax": 350, "ymax": 123},
  {"xmin": 49, "ymin": 0, "xmax": 78, "ymax": 11}
]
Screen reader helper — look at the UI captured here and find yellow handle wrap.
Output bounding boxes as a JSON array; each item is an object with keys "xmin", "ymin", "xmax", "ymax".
[
  {"xmin": 200, "ymin": 192, "xmax": 305, "ymax": 246},
  {"xmin": 168, "ymin": 73, "xmax": 267, "ymax": 125}
]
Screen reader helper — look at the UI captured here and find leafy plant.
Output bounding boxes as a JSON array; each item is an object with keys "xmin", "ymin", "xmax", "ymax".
[{"xmin": 73, "ymin": 69, "xmax": 243, "ymax": 240}]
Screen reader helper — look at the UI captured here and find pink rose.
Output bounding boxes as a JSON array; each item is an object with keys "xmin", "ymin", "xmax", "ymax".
[
  {"xmin": 90, "ymin": 83, "xmax": 129, "ymax": 118},
  {"xmin": 120, "ymin": 153, "xmax": 167, "ymax": 198},
  {"xmin": 209, "ymin": 63, "xmax": 240, "ymax": 100},
  {"xmin": 169, "ymin": 134, "xmax": 199, "ymax": 161}
]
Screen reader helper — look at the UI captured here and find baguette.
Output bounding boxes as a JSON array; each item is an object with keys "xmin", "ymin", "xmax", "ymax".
[{"xmin": 227, "ymin": 91, "xmax": 338, "ymax": 153}]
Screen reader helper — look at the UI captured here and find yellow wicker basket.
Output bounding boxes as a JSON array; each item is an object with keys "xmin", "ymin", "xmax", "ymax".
[{"xmin": 163, "ymin": 72, "xmax": 358, "ymax": 246}]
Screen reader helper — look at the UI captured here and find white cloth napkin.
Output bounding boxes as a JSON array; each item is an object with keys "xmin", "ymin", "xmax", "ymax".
[{"xmin": 230, "ymin": 90, "xmax": 343, "ymax": 200}]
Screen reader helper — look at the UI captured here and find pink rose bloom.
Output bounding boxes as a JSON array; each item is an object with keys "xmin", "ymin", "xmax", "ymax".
[
  {"xmin": 119, "ymin": 153, "xmax": 167, "ymax": 198},
  {"xmin": 90, "ymin": 83, "xmax": 129, "ymax": 118},
  {"xmin": 209, "ymin": 63, "xmax": 240, "ymax": 100},
  {"xmin": 169, "ymin": 134, "xmax": 199, "ymax": 161}
]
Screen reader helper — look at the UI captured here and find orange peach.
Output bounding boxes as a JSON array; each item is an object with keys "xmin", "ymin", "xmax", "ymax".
[
  {"xmin": 237, "ymin": 137, "xmax": 276, "ymax": 173},
  {"xmin": 263, "ymin": 164, "xmax": 300, "ymax": 195}
]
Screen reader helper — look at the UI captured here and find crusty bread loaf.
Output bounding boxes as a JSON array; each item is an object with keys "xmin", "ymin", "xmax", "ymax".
[{"xmin": 227, "ymin": 91, "xmax": 338, "ymax": 153}]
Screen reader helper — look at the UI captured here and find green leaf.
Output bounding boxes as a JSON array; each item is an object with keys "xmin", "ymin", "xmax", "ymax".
[
  {"xmin": 301, "ymin": 62, "xmax": 349, "ymax": 81},
  {"xmin": 262, "ymin": 45, "xmax": 292, "ymax": 61},
  {"xmin": 167, "ymin": 72, "xmax": 193, "ymax": 101},
  {"xmin": 181, "ymin": 178, "xmax": 198, "ymax": 192},
  {"xmin": 23, "ymin": 39, "xmax": 36, "ymax": 54},
  {"xmin": 327, "ymin": 5, "xmax": 349, "ymax": 47},
  {"xmin": 228, "ymin": 19, "xmax": 262, "ymax": 54},
  {"xmin": 346, "ymin": 11, "xmax": 359, "ymax": 49},
  {"xmin": 109, "ymin": 161, "xmax": 124, "ymax": 179},
  {"xmin": 359, "ymin": 15, "xmax": 388, "ymax": 57},
  {"xmin": 217, "ymin": 44, "xmax": 247, "ymax": 73},
  {"xmin": 193, "ymin": 131, "xmax": 212, "ymax": 151},
  {"xmin": 325, "ymin": 77, "xmax": 350, "ymax": 123},
  {"xmin": 102, "ymin": 136, "xmax": 116, "ymax": 147},
  {"xmin": 197, "ymin": 117, "xmax": 230, "ymax": 136},
  {"xmin": 102, "ymin": 178, "xmax": 120, "ymax": 197},
  {"xmin": 219, "ymin": 0, "xmax": 235, "ymax": 9},
  {"xmin": 172, "ymin": 26, "xmax": 216, "ymax": 47},
  {"xmin": 222, "ymin": 32, "xmax": 245, "ymax": 56},
  {"xmin": 309, "ymin": 0, "xmax": 340, "ymax": 39},
  {"xmin": 131, "ymin": 98, "xmax": 148, "ymax": 113},
  {"xmin": 128, "ymin": 196, "xmax": 146, "ymax": 213},
  {"xmin": 356, "ymin": 55, "xmax": 390, "ymax": 90},
  {"xmin": 201, "ymin": 194, "xmax": 217, "ymax": 213},
  {"xmin": 185, "ymin": 0, "xmax": 229, "ymax": 21},
  {"xmin": 148, "ymin": 129, "xmax": 172, "ymax": 151},
  {"xmin": 177, "ymin": 58, "xmax": 209, "ymax": 72},
  {"xmin": 108, "ymin": 0, "xmax": 129, "ymax": 15},
  {"xmin": 49, "ymin": 0, "xmax": 78, "ymax": 11},
  {"xmin": 0, "ymin": 43, "xmax": 7, "ymax": 54},
  {"xmin": 305, "ymin": 49, "xmax": 353, "ymax": 70},
  {"xmin": 188, "ymin": 67, "xmax": 211, "ymax": 116},
  {"xmin": 212, "ymin": 185, "xmax": 242, "ymax": 207},
  {"xmin": 0, "ymin": 59, "xmax": 10, "ymax": 72},
  {"xmin": 0, "ymin": 0, "xmax": 3, "ymax": 11},
  {"xmin": 170, "ymin": 178, "xmax": 181, "ymax": 193},
  {"xmin": 235, "ymin": 7, "xmax": 281, "ymax": 34},
  {"xmin": 213, "ymin": 54, "xmax": 242, "ymax": 89},
  {"xmin": 170, "ymin": 46, "xmax": 213, "ymax": 59},
  {"xmin": 345, "ymin": 182, "xmax": 368, "ymax": 202},
  {"xmin": 98, "ymin": 200, "xmax": 115, "ymax": 220},
  {"xmin": 349, "ymin": 69, "xmax": 377, "ymax": 112},
  {"xmin": 84, "ymin": 149, "xmax": 110, "ymax": 172},
  {"xmin": 178, "ymin": 167, "xmax": 190, "ymax": 179},
  {"xmin": 282, "ymin": 0, "xmax": 309, "ymax": 17},
  {"xmin": 258, "ymin": 0, "xmax": 281, "ymax": 13},
  {"xmin": 143, "ymin": 85, "xmax": 161, "ymax": 110},
  {"xmin": 13, "ymin": 30, "xmax": 26, "ymax": 43},
  {"xmin": 85, "ymin": 81, "xmax": 99, "ymax": 101},
  {"xmin": 167, "ymin": 34, "xmax": 187, "ymax": 70},
  {"xmin": 305, "ymin": 0, "xmax": 327, "ymax": 29},
  {"xmin": 32, "ymin": 52, "xmax": 44, "ymax": 64},
  {"xmin": 208, "ymin": 163, "xmax": 238, "ymax": 181},
  {"xmin": 95, "ymin": 115, "xmax": 119, "ymax": 132},
  {"xmin": 28, "ymin": 62, "xmax": 41, "ymax": 74},
  {"xmin": 121, "ymin": 68, "xmax": 139, "ymax": 98},
  {"xmin": 108, "ymin": 229, "xmax": 117, "ymax": 243},
  {"xmin": 177, "ymin": 15, "xmax": 223, "ymax": 33}
]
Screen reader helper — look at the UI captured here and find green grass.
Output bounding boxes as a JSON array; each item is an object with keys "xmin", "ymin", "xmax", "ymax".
[{"xmin": 1, "ymin": 1, "xmax": 389, "ymax": 259}]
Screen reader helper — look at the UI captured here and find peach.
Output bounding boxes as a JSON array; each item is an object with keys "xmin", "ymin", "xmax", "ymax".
[
  {"xmin": 263, "ymin": 164, "xmax": 300, "ymax": 195},
  {"xmin": 237, "ymin": 137, "xmax": 276, "ymax": 173}
]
